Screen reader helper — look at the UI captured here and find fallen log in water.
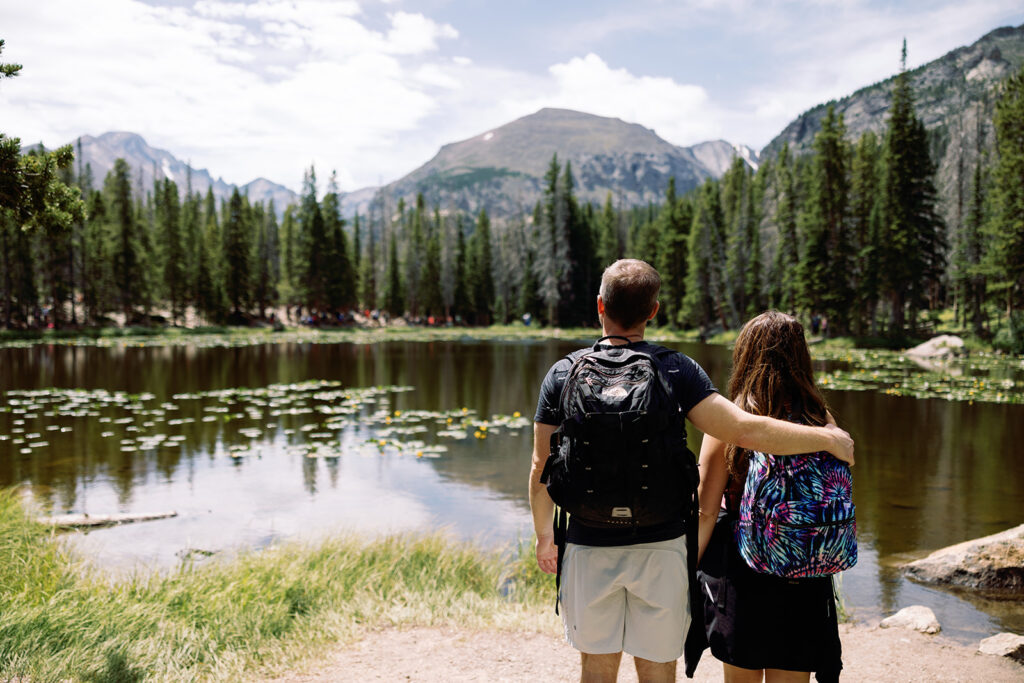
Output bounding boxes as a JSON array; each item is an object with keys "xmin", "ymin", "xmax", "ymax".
[{"xmin": 38, "ymin": 511, "xmax": 178, "ymax": 529}]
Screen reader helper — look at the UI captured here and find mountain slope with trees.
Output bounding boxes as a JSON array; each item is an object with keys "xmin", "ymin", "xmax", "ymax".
[
  {"xmin": 763, "ymin": 24, "xmax": 1024, "ymax": 237},
  {"xmin": 378, "ymin": 108, "xmax": 758, "ymax": 218}
]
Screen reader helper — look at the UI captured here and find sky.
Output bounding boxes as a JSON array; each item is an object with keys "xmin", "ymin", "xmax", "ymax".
[{"xmin": 1, "ymin": 0, "xmax": 1022, "ymax": 193}]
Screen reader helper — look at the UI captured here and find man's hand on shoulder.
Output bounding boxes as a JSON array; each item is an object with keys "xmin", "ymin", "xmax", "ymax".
[
  {"xmin": 536, "ymin": 533, "xmax": 558, "ymax": 574},
  {"xmin": 825, "ymin": 423, "xmax": 855, "ymax": 466}
]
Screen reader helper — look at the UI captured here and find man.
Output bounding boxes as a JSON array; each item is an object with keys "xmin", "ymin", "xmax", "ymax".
[{"xmin": 529, "ymin": 259, "xmax": 855, "ymax": 683}]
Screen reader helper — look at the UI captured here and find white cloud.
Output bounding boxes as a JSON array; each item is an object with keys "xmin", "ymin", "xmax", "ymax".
[
  {"xmin": 193, "ymin": 0, "xmax": 362, "ymax": 23},
  {"xmin": 386, "ymin": 12, "xmax": 459, "ymax": 55},
  {"xmin": 0, "ymin": 0, "xmax": 460, "ymax": 190},
  {"xmin": 541, "ymin": 54, "xmax": 715, "ymax": 144}
]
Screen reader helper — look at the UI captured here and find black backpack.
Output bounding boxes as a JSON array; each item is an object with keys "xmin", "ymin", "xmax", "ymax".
[{"xmin": 541, "ymin": 337, "xmax": 700, "ymax": 530}]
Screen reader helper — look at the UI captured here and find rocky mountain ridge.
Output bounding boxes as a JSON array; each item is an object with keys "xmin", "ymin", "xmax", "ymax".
[
  {"xmin": 375, "ymin": 107, "xmax": 758, "ymax": 217},
  {"xmin": 66, "ymin": 132, "xmax": 301, "ymax": 215},
  {"xmin": 762, "ymin": 23, "xmax": 1024, "ymax": 234}
]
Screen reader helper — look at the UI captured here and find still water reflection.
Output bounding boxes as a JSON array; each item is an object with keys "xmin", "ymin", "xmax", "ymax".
[{"xmin": 1, "ymin": 339, "xmax": 1023, "ymax": 642}]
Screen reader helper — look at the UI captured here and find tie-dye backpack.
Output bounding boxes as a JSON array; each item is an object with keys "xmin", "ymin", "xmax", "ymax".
[{"xmin": 735, "ymin": 449, "xmax": 857, "ymax": 577}]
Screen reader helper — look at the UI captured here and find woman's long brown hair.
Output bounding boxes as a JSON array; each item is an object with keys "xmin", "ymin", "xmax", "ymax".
[{"xmin": 726, "ymin": 311, "xmax": 830, "ymax": 480}]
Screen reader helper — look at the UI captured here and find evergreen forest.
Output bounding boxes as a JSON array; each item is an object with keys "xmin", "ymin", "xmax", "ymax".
[{"xmin": 3, "ymin": 40, "xmax": 1024, "ymax": 349}]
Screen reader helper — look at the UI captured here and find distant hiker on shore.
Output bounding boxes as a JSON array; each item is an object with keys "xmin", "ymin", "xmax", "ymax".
[
  {"xmin": 696, "ymin": 311, "xmax": 857, "ymax": 682},
  {"xmin": 529, "ymin": 260, "xmax": 855, "ymax": 682}
]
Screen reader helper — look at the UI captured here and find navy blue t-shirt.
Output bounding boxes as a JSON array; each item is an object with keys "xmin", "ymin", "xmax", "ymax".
[{"xmin": 534, "ymin": 340, "xmax": 718, "ymax": 546}]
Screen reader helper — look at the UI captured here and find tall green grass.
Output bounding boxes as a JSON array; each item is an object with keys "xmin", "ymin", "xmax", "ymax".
[{"xmin": 0, "ymin": 491, "xmax": 554, "ymax": 682}]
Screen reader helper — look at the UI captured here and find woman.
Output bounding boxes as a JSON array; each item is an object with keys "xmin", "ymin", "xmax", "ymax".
[{"xmin": 696, "ymin": 311, "xmax": 847, "ymax": 683}]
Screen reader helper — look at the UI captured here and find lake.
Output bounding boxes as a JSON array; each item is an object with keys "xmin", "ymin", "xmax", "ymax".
[{"xmin": 1, "ymin": 337, "xmax": 1023, "ymax": 643}]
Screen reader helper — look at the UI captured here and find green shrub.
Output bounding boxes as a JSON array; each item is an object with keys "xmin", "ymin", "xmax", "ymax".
[{"xmin": 992, "ymin": 313, "xmax": 1024, "ymax": 354}]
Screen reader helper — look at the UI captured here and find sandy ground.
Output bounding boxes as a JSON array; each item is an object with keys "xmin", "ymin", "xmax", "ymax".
[{"xmin": 263, "ymin": 622, "xmax": 1023, "ymax": 682}]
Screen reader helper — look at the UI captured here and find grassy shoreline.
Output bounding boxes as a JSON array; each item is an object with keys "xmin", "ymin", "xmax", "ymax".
[{"xmin": 0, "ymin": 491, "xmax": 552, "ymax": 682}]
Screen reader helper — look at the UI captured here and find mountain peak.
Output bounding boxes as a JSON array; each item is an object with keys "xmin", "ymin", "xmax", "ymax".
[
  {"xmin": 420, "ymin": 107, "xmax": 681, "ymax": 183},
  {"xmin": 523, "ymin": 107, "xmax": 619, "ymax": 122},
  {"xmin": 70, "ymin": 131, "xmax": 297, "ymax": 215},
  {"xmin": 381, "ymin": 107, "xmax": 757, "ymax": 218}
]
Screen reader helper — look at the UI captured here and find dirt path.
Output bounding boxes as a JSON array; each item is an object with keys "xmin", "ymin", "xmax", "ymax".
[{"xmin": 263, "ymin": 622, "xmax": 1022, "ymax": 682}]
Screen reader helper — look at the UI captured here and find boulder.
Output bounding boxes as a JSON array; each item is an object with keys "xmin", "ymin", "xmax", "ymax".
[
  {"xmin": 903, "ymin": 523, "xmax": 1024, "ymax": 591},
  {"xmin": 905, "ymin": 335, "xmax": 964, "ymax": 358},
  {"xmin": 880, "ymin": 605, "xmax": 941, "ymax": 634},
  {"xmin": 978, "ymin": 633, "xmax": 1024, "ymax": 664}
]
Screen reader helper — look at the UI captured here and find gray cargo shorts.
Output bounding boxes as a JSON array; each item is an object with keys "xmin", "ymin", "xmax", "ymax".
[{"xmin": 559, "ymin": 534, "xmax": 689, "ymax": 663}]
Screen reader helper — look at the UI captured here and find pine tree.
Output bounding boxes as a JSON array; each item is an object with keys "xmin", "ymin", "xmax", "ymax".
[
  {"xmin": 880, "ymin": 40, "xmax": 946, "ymax": 333},
  {"xmin": 322, "ymin": 173, "xmax": 355, "ymax": 314},
  {"xmin": 70, "ymin": 156, "xmax": 95, "ymax": 325},
  {"xmin": 81, "ymin": 190, "xmax": 111, "ymax": 323},
  {"xmin": 535, "ymin": 154, "xmax": 569, "ymax": 324},
  {"xmin": 422, "ymin": 207, "xmax": 443, "ymax": 317},
  {"xmin": 279, "ymin": 206, "xmax": 298, "ymax": 314},
  {"xmin": 467, "ymin": 209, "xmax": 494, "ymax": 324},
  {"xmin": 796, "ymin": 105, "xmax": 854, "ymax": 334},
  {"xmin": 453, "ymin": 214, "xmax": 470, "ymax": 321},
  {"xmin": 0, "ymin": 39, "xmax": 20, "ymax": 80},
  {"xmin": 596, "ymin": 192, "xmax": 620, "ymax": 268},
  {"xmin": 632, "ymin": 201, "xmax": 661, "ymax": 268},
  {"xmin": 299, "ymin": 167, "xmax": 328, "ymax": 314},
  {"xmin": 849, "ymin": 131, "xmax": 883, "ymax": 334},
  {"xmin": 682, "ymin": 179, "xmax": 727, "ymax": 330},
  {"xmin": 771, "ymin": 144, "xmax": 800, "ymax": 312},
  {"xmin": 744, "ymin": 167, "xmax": 766, "ymax": 318},
  {"xmin": 252, "ymin": 202, "xmax": 269, "ymax": 318},
  {"xmin": 222, "ymin": 187, "xmax": 251, "ymax": 317},
  {"xmin": 106, "ymin": 159, "xmax": 146, "ymax": 322},
  {"xmin": 501, "ymin": 210, "xmax": 531, "ymax": 321},
  {"xmin": 655, "ymin": 178, "xmax": 691, "ymax": 327},
  {"xmin": 984, "ymin": 64, "xmax": 1024, "ymax": 318},
  {"xmin": 196, "ymin": 189, "xmax": 225, "ymax": 323},
  {"xmin": 954, "ymin": 160, "xmax": 988, "ymax": 335},
  {"xmin": 358, "ymin": 211, "xmax": 377, "ymax": 311},
  {"xmin": 181, "ymin": 172, "xmax": 201, "ymax": 315},
  {"xmin": 35, "ymin": 162, "xmax": 78, "ymax": 327},
  {"xmin": 493, "ymin": 225, "xmax": 512, "ymax": 324},
  {"xmin": 0, "ymin": 108, "xmax": 83, "ymax": 327},
  {"xmin": 156, "ymin": 179, "xmax": 186, "ymax": 323},
  {"xmin": 386, "ymin": 224, "xmax": 404, "ymax": 316},
  {"xmin": 723, "ymin": 158, "xmax": 752, "ymax": 326},
  {"xmin": 0, "ymin": 209, "xmax": 36, "ymax": 326},
  {"xmin": 561, "ymin": 162, "xmax": 596, "ymax": 326},
  {"xmin": 352, "ymin": 212, "xmax": 362, "ymax": 282},
  {"xmin": 519, "ymin": 205, "xmax": 542, "ymax": 322},
  {"xmin": 252, "ymin": 201, "xmax": 280, "ymax": 319}
]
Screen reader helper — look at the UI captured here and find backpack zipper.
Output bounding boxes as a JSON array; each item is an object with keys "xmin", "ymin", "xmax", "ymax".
[{"xmin": 769, "ymin": 517, "xmax": 855, "ymax": 530}]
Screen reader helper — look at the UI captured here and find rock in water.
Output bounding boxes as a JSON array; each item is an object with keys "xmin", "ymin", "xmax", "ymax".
[
  {"xmin": 905, "ymin": 335, "xmax": 964, "ymax": 358},
  {"xmin": 978, "ymin": 633, "xmax": 1024, "ymax": 664},
  {"xmin": 903, "ymin": 523, "xmax": 1024, "ymax": 591},
  {"xmin": 880, "ymin": 606, "xmax": 942, "ymax": 634}
]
